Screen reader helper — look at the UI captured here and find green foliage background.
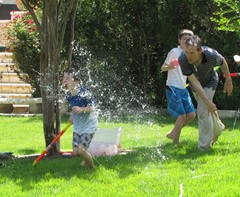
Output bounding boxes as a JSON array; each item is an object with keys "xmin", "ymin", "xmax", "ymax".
[{"xmin": 7, "ymin": 0, "xmax": 240, "ymax": 110}]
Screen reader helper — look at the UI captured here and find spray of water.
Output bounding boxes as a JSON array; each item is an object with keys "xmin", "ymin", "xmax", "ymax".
[{"xmin": 62, "ymin": 49, "xmax": 169, "ymax": 163}]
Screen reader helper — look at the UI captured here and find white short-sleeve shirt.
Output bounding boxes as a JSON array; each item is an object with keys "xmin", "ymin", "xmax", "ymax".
[{"xmin": 164, "ymin": 46, "xmax": 187, "ymax": 89}]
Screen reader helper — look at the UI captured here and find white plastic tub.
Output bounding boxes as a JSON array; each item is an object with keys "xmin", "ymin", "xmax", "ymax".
[{"xmin": 88, "ymin": 127, "xmax": 122, "ymax": 156}]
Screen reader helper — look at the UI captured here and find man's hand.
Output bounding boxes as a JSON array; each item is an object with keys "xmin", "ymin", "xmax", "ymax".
[
  {"xmin": 206, "ymin": 100, "xmax": 218, "ymax": 116},
  {"xmin": 223, "ymin": 79, "xmax": 233, "ymax": 96},
  {"xmin": 221, "ymin": 58, "xmax": 233, "ymax": 96}
]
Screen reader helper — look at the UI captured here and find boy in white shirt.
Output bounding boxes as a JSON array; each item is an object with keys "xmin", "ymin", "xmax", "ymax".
[{"xmin": 161, "ymin": 29, "xmax": 196, "ymax": 144}]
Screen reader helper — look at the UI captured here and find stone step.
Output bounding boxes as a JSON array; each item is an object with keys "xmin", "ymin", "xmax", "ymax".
[
  {"xmin": 0, "ymin": 52, "xmax": 13, "ymax": 58},
  {"xmin": 0, "ymin": 63, "xmax": 15, "ymax": 72},
  {"xmin": 0, "ymin": 104, "xmax": 30, "ymax": 114},
  {"xmin": 0, "ymin": 52, "xmax": 33, "ymax": 107},
  {"xmin": 0, "ymin": 52, "xmax": 14, "ymax": 63},
  {"xmin": 0, "ymin": 93, "xmax": 32, "ymax": 98},
  {"xmin": 0, "ymin": 21, "xmax": 11, "ymax": 46},
  {"xmin": 0, "ymin": 98, "xmax": 42, "ymax": 114},
  {"xmin": 12, "ymin": 104, "xmax": 30, "ymax": 114},
  {"xmin": 0, "ymin": 83, "xmax": 32, "ymax": 94},
  {"xmin": 0, "ymin": 72, "xmax": 27, "ymax": 83}
]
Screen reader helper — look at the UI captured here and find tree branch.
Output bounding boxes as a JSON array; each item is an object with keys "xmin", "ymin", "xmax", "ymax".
[
  {"xmin": 67, "ymin": 0, "xmax": 79, "ymax": 67},
  {"xmin": 58, "ymin": 0, "xmax": 79, "ymax": 49}
]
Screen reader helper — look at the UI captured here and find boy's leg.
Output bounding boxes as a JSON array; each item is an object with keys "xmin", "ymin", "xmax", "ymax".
[
  {"xmin": 74, "ymin": 145, "xmax": 94, "ymax": 169},
  {"xmin": 166, "ymin": 116, "xmax": 184, "ymax": 140},
  {"xmin": 165, "ymin": 88, "xmax": 180, "ymax": 140},
  {"xmin": 183, "ymin": 112, "xmax": 196, "ymax": 127},
  {"xmin": 166, "ymin": 87, "xmax": 195, "ymax": 143},
  {"xmin": 167, "ymin": 111, "xmax": 195, "ymax": 141},
  {"xmin": 172, "ymin": 114, "xmax": 186, "ymax": 144},
  {"xmin": 72, "ymin": 132, "xmax": 95, "ymax": 169}
]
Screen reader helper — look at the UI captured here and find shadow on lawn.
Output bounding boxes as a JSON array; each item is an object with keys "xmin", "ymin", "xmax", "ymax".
[
  {"xmin": 18, "ymin": 148, "xmax": 37, "ymax": 155},
  {"xmin": 1, "ymin": 129, "xmax": 240, "ymax": 192}
]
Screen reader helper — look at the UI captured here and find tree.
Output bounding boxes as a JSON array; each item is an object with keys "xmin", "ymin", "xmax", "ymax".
[
  {"xmin": 20, "ymin": 0, "xmax": 79, "ymax": 155},
  {"xmin": 10, "ymin": 0, "xmax": 240, "ymax": 114},
  {"xmin": 72, "ymin": 0, "xmax": 240, "ymax": 110}
]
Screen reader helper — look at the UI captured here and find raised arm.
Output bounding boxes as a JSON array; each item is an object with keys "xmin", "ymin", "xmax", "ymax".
[
  {"xmin": 161, "ymin": 59, "xmax": 179, "ymax": 72},
  {"xmin": 72, "ymin": 106, "xmax": 94, "ymax": 114}
]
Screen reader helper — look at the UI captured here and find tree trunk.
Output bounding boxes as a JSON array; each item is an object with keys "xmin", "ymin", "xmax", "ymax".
[
  {"xmin": 40, "ymin": 1, "xmax": 60, "ymax": 155},
  {"xmin": 21, "ymin": 0, "xmax": 80, "ymax": 155}
]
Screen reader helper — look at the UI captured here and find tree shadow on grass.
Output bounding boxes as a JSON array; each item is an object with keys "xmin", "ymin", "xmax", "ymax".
[
  {"xmin": 0, "ymin": 143, "xmax": 193, "ymax": 190},
  {"xmin": 17, "ymin": 148, "xmax": 37, "ymax": 155},
  {"xmin": 1, "ymin": 137, "xmax": 240, "ymax": 192},
  {"xmin": 98, "ymin": 137, "xmax": 240, "ymax": 172}
]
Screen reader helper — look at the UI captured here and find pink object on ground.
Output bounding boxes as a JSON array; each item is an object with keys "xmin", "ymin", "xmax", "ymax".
[
  {"xmin": 59, "ymin": 127, "xmax": 123, "ymax": 157},
  {"xmin": 88, "ymin": 127, "xmax": 122, "ymax": 156}
]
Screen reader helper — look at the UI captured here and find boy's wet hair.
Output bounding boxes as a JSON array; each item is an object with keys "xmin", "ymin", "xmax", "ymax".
[
  {"xmin": 185, "ymin": 35, "xmax": 202, "ymax": 51},
  {"xmin": 63, "ymin": 67, "xmax": 81, "ymax": 81}
]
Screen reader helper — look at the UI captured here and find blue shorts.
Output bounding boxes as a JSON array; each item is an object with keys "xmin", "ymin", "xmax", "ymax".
[
  {"xmin": 72, "ymin": 132, "xmax": 94, "ymax": 149},
  {"xmin": 166, "ymin": 86, "xmax": 195, "ymax": 118}
]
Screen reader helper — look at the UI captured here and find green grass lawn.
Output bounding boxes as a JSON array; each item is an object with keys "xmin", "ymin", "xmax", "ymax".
[{"xmin": 0, "ymin": 113, "xmax": 240, "ymax": 197}]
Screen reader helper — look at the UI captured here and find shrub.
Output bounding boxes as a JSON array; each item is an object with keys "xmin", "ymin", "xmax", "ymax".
[{"xmin": 7, "ymin": 11, "xmax": 41, "ymax": 97}]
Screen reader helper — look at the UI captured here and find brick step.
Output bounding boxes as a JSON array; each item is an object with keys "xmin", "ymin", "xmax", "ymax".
[
  {"xmin": 0, "ymin": 93, "xmax": 32, "ymax": 98},
  {"xmin": 0, "ymin": 63, "xmax": 15, "ymax": 72},
  {"xmin": 0, "ymin": 83, "xmax": 32, "ymax": 94},
  {"xmin": 0, "ymin": 73, "xmax": 27, "ymax": 83}
]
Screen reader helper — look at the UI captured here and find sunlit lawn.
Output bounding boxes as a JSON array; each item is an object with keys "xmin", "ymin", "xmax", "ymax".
[{"xmin": 0, "ymin": 112, "xmax": 240, "ymax": 197}]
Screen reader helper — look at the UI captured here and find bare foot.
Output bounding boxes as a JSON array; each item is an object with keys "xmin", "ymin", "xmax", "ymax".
[
  {"xmin": 87, "ymin": 165, "xmax": 95, "ymax": 170},
  {"xmin": 80, "ymin": 160, "xmax": 86, "ymax": 167},
  {"xmin": 166, "ymin": 133, "xmax": 173, "ymax": 139},
  {"xmin": 80, "ymin": 160, "xmax": 94, "ymax": 170},
  {"xmin": 173, "ymin": 140, "xmax": 179, "ymax": 145},
  {"xmin": 211, "ymin": 136, "xmax": 218, "ymax": 146}
]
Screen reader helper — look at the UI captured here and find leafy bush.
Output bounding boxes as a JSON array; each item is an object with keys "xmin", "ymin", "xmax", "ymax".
[
  {"xmin": 7, "ymin": 11, "xmax": 41, "ymax": 97},
  {"xmin": 4, "ymin": 1, "xmax": 240, "ymax": 109}
]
